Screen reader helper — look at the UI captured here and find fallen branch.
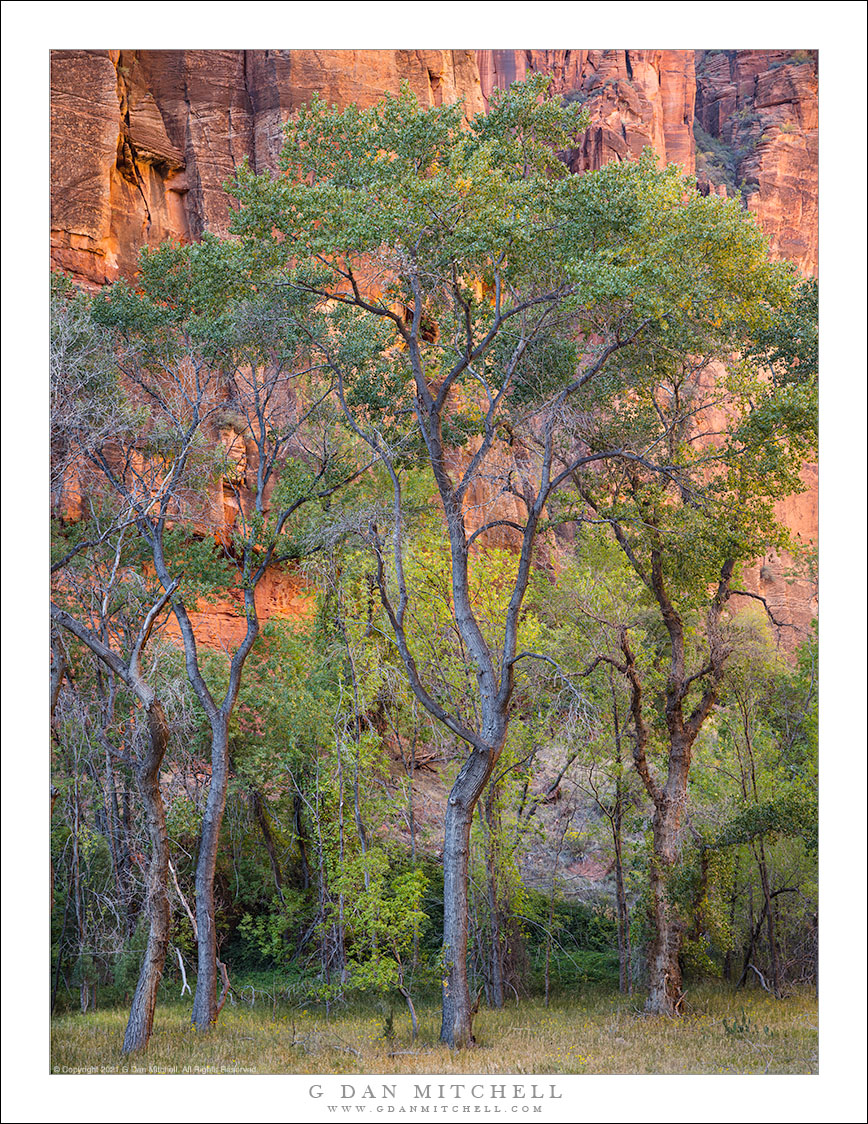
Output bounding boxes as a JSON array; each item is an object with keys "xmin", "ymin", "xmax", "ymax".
[
  {"xmin": 169, "ymin": 860, "xmax": 198, "ymax": 939},
  {"xmin": 749, "ymin": 963, "xmax": 773, "ymax": 994},
  {"xmin": 176, "ymin": 947, "xmax": 192, "ymax": 997},
  {"xmin": 407, "ymin": 751, "xmax": 439, "ymax": 772}
]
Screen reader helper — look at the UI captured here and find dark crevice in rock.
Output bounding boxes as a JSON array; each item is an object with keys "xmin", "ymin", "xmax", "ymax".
[{"xmin": 114, "ymin": 51, "xmax": 152, "ymax": 234}]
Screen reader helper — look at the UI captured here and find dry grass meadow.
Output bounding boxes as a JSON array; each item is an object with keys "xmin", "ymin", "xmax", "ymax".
[{"xmin": 50, "ymin": 987, "xmax": 818, "ymax": 1076}]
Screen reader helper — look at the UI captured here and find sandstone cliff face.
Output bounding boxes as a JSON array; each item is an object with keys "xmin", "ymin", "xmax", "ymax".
[
  {"xmin": 695, "ymin": 49, "xmax": 818, "ymax": 277},
  {"xmin": 50, "ymin": 48, "xmax": 818, "ymax": 644},
  {"xmin": 51, "ymin": 51, "xmax": 188, "ymax": 289},
  {"xmin": 732, "ymin": 461, "xmax": 818, "ymax": 640},
  {"xmin": 51, "ymin": 50, "xmax": 485, "ymax": 287},
  {"xmin": 477, "ymin": 49, "xmax": 695, "ymax": 173},
  {"xmin": 162, "ymin": 565, "xmax": 314, "ymax": 652},
  {"xmin": 52, "ymin": 48, "xmax": 817, "ymax": 281},
  {"xmin": 693, "ymin": 49, "xmax": 819, "ymax": 642}
]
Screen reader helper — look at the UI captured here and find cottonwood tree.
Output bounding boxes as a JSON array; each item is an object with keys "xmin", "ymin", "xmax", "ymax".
[
  {"xmin": 558, "ymin": 275, "xmax": 817, "ymax": 1013},
  {"xmin": 51, "ymin": 504, "xmax": 193, "ymax": 1050},
  {"xmin": 52, "ymin": 279, "xmax": 182, "ymax": 1050},
  {"xmin": 51, "ymin": 590, "xmax": 176, "ymax": 1051},
  {"xmin": 59, "ymin": 242, "xmax": 358, "ymax": 1031},
  {"xmin": 226, "ymin": 77, "xmax": 807, "ymax": 1041}
]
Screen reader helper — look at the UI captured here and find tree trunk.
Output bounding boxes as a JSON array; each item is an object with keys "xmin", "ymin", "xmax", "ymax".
[
  {"xmin": 724, "ymin": 856, "xmax": 741, "ymax": 983},
  {"xmin": 122, "ymin": 702, "xmax": 171, "ymax": 1053},
  {"xmin": 51, "ymin": 786, "xmax": 59, "ymax": 915},
  {"xmin": 745, "ymin": 718, "xmax": 783, "ymax": 998},
  {"xmin": 52, "ymin": 888, "xmax": 71, "ymax": 1014},
  {"xmin": 50, "ymin": 642, "xmax": 65, "ymax": 915},
  {"xmin": 251, "ymin": 788, "xmax": 285, "ymax": 905},
  {"xmin": 440, "ymin": 730, "xmax": 504, "ymax": 1047},
  {"xmin": 71, "ymin": 771, "xmax": 90, "ymax": 1014},
  {"xmin": 645, "ymin": 806, "xmax": 686, "ymax": 1016},
  {"xmin": 481, "ymin": 792, "xmax": 504, "ymax": 1009},
  {"xmin": 408, "ymin": 720, "xmax": 418, "ymax": 867},
  {"xmin": 753, "ymin": 841, "xmax": 782, "ymax": 997},
  {"xmin": 191, "ymin": 716, "xmax": 230, "ymax": 1031},
  {"xmin": 738, "ymin": 895, "xmax": 768, "ymax": 989},
  {"xmin": 292, "ymin": 787, "xmax": 311, "ymax": 891},
  {"xmin": 616, "ymin": 548, "xmax": 731, "ymax": 1017},
  {"xmin": 610, "ymin": 689, "xmax": 632, "ymax": 995},
  {"xmin": 399, "ymin": 986, "xmax": 419, "ymax": 1042},
  {"xmin": 613, "ymin": 823, "xmax": 632, "ymax": 996},
  {"xmin": 441, "ymin": 797, "xmax": 475, "ymax": 1047}
]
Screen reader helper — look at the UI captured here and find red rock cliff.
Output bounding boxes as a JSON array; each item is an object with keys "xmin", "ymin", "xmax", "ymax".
[
  {"xmin": 51, "ymin": 50, "xmax": 485, "ymax": 287},
  {"xmin": 53, "ymin": 48, "xmax": 817, "ymax": 284},
  {"xmin": 695, "ymin": 49, "xmax": 818, "ymax": 277},
  {"xmin": 693, "ymin": 50, "xmax": 819, "ymax": 639},
  {"xmin": 477, "ymin": 49, "xmax": 696, "ymax": 172}
]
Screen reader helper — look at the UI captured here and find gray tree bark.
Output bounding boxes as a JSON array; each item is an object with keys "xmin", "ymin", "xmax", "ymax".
[
  {"xmin": 325, "ymin": 250, "xmax": 653, "ymax": 1047},
  {"xmin": 122, "ymin": 703, "xmax": 171, "ymax": 1053},
  {"xmin": 441, "ymin": 749, "xmax": 500, "ymax": 1045},
  {"xmin": 190, "ymin": 715, "xmax": 230, "ymax": 1029}
]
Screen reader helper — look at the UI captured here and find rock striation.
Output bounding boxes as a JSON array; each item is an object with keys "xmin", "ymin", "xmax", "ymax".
[
  {"xmin": 477, "ymin": 49, "xmax": 696, "ymax": 172},
  {"xmin": 695, "ymin": 49, "xmax": 818, "ymax": 277},
  {"xmin": 51, "ymin": 50, "xmax": 485, "ymax": 287},
  {"xmin": 52, "ymin": 48, "xmax": 817, "ymax": 285},
  {"xmin": 693, "ymin": 49, "xmax": 818, "ymax": 640}
]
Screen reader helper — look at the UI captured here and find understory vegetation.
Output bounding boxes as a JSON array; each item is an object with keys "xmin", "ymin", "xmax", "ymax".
[{"xmin": 50, "ymin": 534, "xmax": 819, "ymax": 1052}]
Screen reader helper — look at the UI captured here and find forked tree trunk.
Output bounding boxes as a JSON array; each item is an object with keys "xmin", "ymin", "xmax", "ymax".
[
  {"xmin": 50, "ymin": 602, "xmax": 176, "ymax": 1052},
  {"xmin": 607, "ymin": 533, "xmax": 733, "ymax": 1018},
  {"xmin": 122, "ymin": 702, "xmax": 171, "ymax": 1053},
  {"xmin": 150, "ymin": 541, "xmax": 259, "ymax": 1033}
]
